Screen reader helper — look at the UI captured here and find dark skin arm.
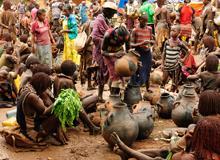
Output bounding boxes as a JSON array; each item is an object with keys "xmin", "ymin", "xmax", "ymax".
[{"xmin": 26, "ymin": 93, "xmax": 53, "ymax": 115}]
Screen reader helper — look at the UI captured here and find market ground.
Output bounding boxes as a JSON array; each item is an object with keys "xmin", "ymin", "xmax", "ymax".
[
  {"xmin": 0, "ymin": 55, "xmax": 202, "ymax": 160},
  {"xmin": 0, "ymin": 87, "xmax": 175, "ymax": 160}
]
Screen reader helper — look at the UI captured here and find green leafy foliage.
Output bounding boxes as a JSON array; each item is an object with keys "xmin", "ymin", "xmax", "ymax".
[{"xmin": 52, "ymin": 89, "xmax": 82, "ymax": 131}]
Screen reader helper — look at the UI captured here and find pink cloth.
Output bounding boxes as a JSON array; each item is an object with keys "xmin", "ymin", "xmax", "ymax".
[
  {"xmin": 31, "ymin": 8, "xmax": 38, "ymax": 20},
  {"xmin": 31, "ymin": 20, "xmax": 51, "ymax": 45}
]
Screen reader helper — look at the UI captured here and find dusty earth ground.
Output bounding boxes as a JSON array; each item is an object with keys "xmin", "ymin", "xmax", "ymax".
[
  {"xmin": 0, "ymin": 84, "xmax": 176, "ymax": 160},
  {"xmin": 0, "ymin": 55, "xmax": 203, "ymax": 160}
]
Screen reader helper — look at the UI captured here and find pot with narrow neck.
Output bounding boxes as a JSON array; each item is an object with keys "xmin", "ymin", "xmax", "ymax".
[
  {"xmin": 157, "ymin": 93, "xmax": 175, "ymax": 119},
  {"xmin": 114, "ymin": 49, "xmax": 140, "ymax": 77},
  {"xmin": 102, "ymin": 102, "xmax": 139, "ymax": 148},
  {"xmin": 172, "ymin": 84, "xmax": 198, "ymax": 127}
]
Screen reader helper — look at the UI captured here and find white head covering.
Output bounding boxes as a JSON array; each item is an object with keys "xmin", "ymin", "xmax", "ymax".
[{"xmin": 103, "ymin": 1, "xmax": 117, "ymax": 10}]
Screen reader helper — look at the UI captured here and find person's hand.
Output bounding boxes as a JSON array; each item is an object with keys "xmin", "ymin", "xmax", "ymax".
[{"xmin": 115, "ymin": 51, "xmax": 124, "ymax": 58}]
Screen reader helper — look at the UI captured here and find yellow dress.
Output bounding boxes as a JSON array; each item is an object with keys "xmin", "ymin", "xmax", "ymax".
[{"xmin": 62, "ymin": 19, "xmax": 81, "ymax": 65}]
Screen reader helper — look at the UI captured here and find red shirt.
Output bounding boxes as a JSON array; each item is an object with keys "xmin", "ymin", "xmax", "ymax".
[
  {"xmin": 31, "ymin": 20, "xmax": 51, "ymax": 45},
  {"xmin": 131, "ymin": 26, "xmax": 152, "ymax": 48},
  {"xmin": 180, "ymin": 5, "xmax": 194, "ymax": 24}
]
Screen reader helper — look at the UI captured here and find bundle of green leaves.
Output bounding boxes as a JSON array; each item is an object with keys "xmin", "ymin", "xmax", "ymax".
[{"xmin": 52, "ymin": 89, "xmax": 82, "ymax": 131}]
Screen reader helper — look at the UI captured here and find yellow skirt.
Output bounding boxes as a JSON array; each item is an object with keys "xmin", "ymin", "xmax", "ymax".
[{"xmin": 63, "ymin": 35, "xmax": 81, "ymax": 65}]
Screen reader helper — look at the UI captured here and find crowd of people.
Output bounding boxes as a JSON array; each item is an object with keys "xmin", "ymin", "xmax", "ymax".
[{"xmin": 0, "ymin": 0, "xmax": 219, "ymax": 159}]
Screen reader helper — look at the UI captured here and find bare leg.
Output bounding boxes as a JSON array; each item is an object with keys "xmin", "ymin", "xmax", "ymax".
[
  {"xmin": 111, "ymin": 132, "xmax": 165, "ymax": 160},
  {"xmin": 79, "ymin": 109, "xmax": 101, "ymax": 135}
]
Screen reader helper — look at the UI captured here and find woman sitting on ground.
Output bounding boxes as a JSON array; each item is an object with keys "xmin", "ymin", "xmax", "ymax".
[{"xmin": 17, "ymin": 72, "xmax": 68, "ymax": 145}]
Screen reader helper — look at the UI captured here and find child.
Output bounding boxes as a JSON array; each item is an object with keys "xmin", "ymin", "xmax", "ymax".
[
  {"xmin": 130, "ymin": 12, "xmax": 154, "ymax": 90},
  {"xmin": 0, "ymin": 46, "xmax": 17, "ymax": 71},
  {"xmin": 188, "ymin": 54, "xmax": 220, "ymax": 92},
  {"xmin": 53, "ymin": 60, "xmax": 100, "ymax": 135},
  {"xmin": 162, "ymin": 25, "xmax": 189, "ymax": 92}
]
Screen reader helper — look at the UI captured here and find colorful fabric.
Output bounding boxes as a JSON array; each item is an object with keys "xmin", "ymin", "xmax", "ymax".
[
  {"xmin": 118, "ymin": 0, "xmax": 128, "ymax": 8},
  {"xmin": 104, "ymin": 57, "xmax": 120, "ymax": 81},
  {"xmin": 139, "ymin": 2, "xmax": 155, "ymax": 24},
  {"xmin": 180, "ymin": 24, "xmax": 192, "ymax": 38},
  {"xmin": 62, "ymin": 19, "xmax": 80, "ymax": 65},
  {"xmin": 36, "ymin": 44, "xmax": 52, "ymax": 68},
  {"xmin": 79, "ymin": 4, "xmax": 88, "ymax": 25},
  {"xmin": 92, "ymin": 14, "xmax": 110, "ymax": 85},
  {"xmin": 179, "ymin": 5, "xmax": 194, "ymax": 24},
  {"xmin": 131, "ymin": 26, "xmax": 152, "ymax": 48},
  {"xmin": 31, "ymin": 7, "xmax": 38, "ymax": 20},
  {"xmin": 183, "ymin": 52, "xmax": 196, "ymax": 69},
  {"xmin": 65, "ymin": 14, "xmax": 78, "ymax": 40},
  {"xmin": 31, "ymin": 20, "xmax": 51, "ymax": 45}
]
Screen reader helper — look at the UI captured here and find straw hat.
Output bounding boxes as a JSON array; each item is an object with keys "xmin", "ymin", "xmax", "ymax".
[{"xmin": 103, "ymin": 1, "xmax": 117, "ymax": 10}]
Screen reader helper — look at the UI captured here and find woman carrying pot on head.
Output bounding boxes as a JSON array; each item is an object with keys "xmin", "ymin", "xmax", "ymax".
[
  {"xmin": 102, "ymin": 25, "xmax": 130, "ymax": 96},
  {"xmin": 31, "ymin": 9, "xmax": 55, "ymax": 68},
  {"xmin": 61, "ymin": 4, "xmax": 80, "ymax": 66}
]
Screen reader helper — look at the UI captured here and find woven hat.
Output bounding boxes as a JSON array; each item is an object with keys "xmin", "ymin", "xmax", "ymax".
[{"xmin": 103, "ymin": 1, "xmax": 117, "ymax": 10}]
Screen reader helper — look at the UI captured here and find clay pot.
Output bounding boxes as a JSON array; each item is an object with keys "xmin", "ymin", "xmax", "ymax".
[
  {"xmin": 102, "ymin": 102, "xmax": 139, "ymax": 148},
  {"xmin": 172, "ymin": 85, "xmax": 198, "ymax": 127},
  {"xmin": 176, "ymin": 84, "xmax": 198, "ymax": 101},
  {"xmin": 115, "ymin": 49, "xmax": 140, "ymax": 77},
  {"xmin": 132, "ymin": 101, "xmax": 152, "ymax": 113},
  {"xmin": 133, "ymin": 110, "xmax": 154, "ymax": 140},
  {"xmin": 150, "ymin": 69, "xmax": 163, "ymax": 85},
  {"xmin": 143, "ymin": 84, "xmax": 161, "ymax": 105},
  {"xmin": 157, "ymin": 93, "xmax": 174, "ymax": 119},
  {"xmin": 124, "ymin": 84, "xmax": 142, "ymax": 108}
]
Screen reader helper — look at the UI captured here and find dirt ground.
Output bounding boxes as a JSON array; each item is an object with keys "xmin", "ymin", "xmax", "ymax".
[{"xmin": 0, "ymin": 84, "xmax": 177, "ymax": 160}]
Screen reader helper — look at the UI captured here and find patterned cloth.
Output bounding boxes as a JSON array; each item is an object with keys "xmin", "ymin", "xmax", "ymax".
[
  {"xmin": 163, "ymin": 40, "xmax": 188, "ymax": 71},
  {"xmin": 62, "ymin": 17, "xmax": 80, "ymax": 65},
  {"xmin": 131, "ymin": 26, "xmax": 152, "ymax": 48},
  {"xmin": 180, "ymin": 24, "xmax": 192, "ymax": 38},
  {"xmin": 92, "ymin": 14, "xmax": 110, "ymax": 85}
]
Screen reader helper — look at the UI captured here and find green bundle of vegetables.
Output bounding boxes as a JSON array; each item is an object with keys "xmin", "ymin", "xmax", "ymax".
[{"xmin": 52, "ymin": 89, "xmax": 82, "ymax": 131}]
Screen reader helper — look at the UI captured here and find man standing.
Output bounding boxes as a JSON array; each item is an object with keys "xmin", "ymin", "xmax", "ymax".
[{"xmin": 92, "ymin": 2, "xmax": 117, "ymax": 102}]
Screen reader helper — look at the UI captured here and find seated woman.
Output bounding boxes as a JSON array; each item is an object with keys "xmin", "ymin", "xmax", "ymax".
[
  {"xmin": 173, "ymin": 116, "xmax": 220, "ymax": 160},
  {"xmin": 0, "ymin": 69, "xmax": 16, "ymax": 107},
  {"xmin": 16, "ymin": 72, "xmax": 68, "ymax": 145},
  {"xmin": 188, "ymin": 55, "xmax": 220, "ymax": 92},
  {"xmin": 53, "ymin": 60, "xmax": 100, "ymax": 134}
]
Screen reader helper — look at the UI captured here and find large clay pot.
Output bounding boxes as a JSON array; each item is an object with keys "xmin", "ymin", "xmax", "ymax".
[
  {"xmin": 115, "ymin": 49, "xmax": 140, "ymax": 77},
  {"xmin": 176, "ymin": 83, "xmax": 198, "ymax": 101},
  {"xmin": 124, "ymin": 84, "xmax": 142, "ymax": 108},
  {"xmin": 150, "ymin": 69, "xmax": 163, "ymax": 85},
  {"xmin": 172, "ymin": 84, "xmax": 198, "ymax": 127},
  {"xmin": 102, "ymin": 102, "xmax": 139, "ymax": 148},
  {"xmin": 133, "ymin": 111, "xmax": 154, "ymax": 140},
  {"xmin": 132, "ymin": 101, "xmax": 152, "ymax": 113},
  {"xmin": 157, "ymin": 93, "xmax": 174, "ymax": 119},
  {"xmin": 143, "ymin": 84, "xmax": 161, "ymax": 105}
]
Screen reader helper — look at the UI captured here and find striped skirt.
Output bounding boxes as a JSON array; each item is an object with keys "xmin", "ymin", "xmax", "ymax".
[{"xmin": 180, "ymin": 24, "xmax": 192, "ymax": 38}]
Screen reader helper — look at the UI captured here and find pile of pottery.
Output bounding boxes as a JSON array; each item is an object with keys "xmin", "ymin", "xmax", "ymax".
[{"xmin": 102, "ymin": 98, "xmax": 154, "ymax": 148}]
